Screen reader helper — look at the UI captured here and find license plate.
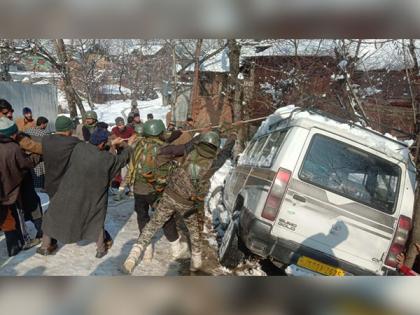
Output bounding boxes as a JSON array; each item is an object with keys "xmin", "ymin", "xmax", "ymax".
[{"xmin": 297, "ymin": 256, "xmax": 345, "ymax": 276}]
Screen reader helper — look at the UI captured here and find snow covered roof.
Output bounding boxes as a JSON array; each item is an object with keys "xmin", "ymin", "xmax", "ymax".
[
  {"xmin": 256, "ymin": 105, "xmax": 411, "ymax": 164},
  {"xmin": 240, "ymin": 40, "xmax": 333, "ymax": 59},
  {"xmin": 140, "ymin": 44, "xmax": 164, "ymax": 56},
  {"xmin": 9, "ymin": 71, "xmax": 60, "ymax": 79},
  {"xmin": 129, "ymin": 44, "xmax": 164, "ymax": 56},
  {"xmin": 186, "ymin": 47, "xmax": 230, "ymax": 73},
  {"xmin": 240, "ymin": 40, "xmax": 420, "ymax": 71}
]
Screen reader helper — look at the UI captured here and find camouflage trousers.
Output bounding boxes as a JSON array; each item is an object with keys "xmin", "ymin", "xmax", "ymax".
[{"xmin": 136, "ymin": 192, "xmax": 203, "ymax": 255}]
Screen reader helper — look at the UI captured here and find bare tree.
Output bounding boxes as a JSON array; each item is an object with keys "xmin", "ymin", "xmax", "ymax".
[
  {"xmin": 7, "ymin": 39, "xmax": 86, "ymax": 118},
  {"xmin": 71, "ymin": 39, "xmax": 111, "ymax": 109},
  {"xmin": 54, "ymin": 39, "xmax": 85, "ymax": 117},
  {"xmin": 0, "ymin": 40, "xmax": 18, "ymax": 81}
]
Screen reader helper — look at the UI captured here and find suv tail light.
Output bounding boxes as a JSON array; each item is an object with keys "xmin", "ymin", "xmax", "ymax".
[
  {"xmin": 385, "ymin": 215, "xmax": 412, "ymax": 268},
  {"xmin": 261, "ymin": 168, "xmax": 292, "ymax": 221}
]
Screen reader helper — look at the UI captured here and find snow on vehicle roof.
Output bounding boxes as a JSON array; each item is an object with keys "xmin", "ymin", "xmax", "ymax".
[{"xmin": 255, "ymin": 105, "xmax": 411, "ymax": 163}]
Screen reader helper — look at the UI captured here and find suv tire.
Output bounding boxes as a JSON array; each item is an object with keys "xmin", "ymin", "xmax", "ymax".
[{"xmin": 218, "ymin": 219, "xmax": 244, "ymax": 269}]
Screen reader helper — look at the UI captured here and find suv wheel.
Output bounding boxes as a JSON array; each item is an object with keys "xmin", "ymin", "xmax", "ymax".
[{"xmin": 218, "ymin": 219, "xmax": 244, "ymax": 269}]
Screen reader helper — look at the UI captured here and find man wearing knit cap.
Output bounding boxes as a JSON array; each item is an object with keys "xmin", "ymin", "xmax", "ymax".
[
  {"xmin": 25, "ymin": 117, "xmax": 49, "ymax": 189},
  {"xmin": 0, "ymin": 99, "xmax": 42, "ymax": 155},
  {"xmin": 40, "ymin": 127, "xmax": 136, "ymax": 258},
  {"xmin": 0, "ymin": 100, "xmax": 43, "ymax": 250},
  {"xmin": 112, "ymin": 116, "xmax": 134, "ymax": 140},
  {"xmin": 35, "ymin": 116, "xmax": 81, "ymax": 255},
  {"xmin": 0, "ymin": 117, "xmax": 40, "ymax": 256},
  {"xmin": 16, "ymin": 107, "xmax": 36, "ymax": 132}
]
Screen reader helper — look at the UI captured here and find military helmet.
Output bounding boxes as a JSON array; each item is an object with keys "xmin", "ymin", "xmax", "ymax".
[
  {"xmin": 199, "ymin": 131, "xmax": 220, "ymax": 149},
  {"xmin": 84, "ymin": 110, "xmax": 98, "ymax": 120},
  {"xmin": 143, "ymin": 119, "xmax": 166, "ymax": 137},
  {"xmin": 134, "ymin": 124, "xmax": 144, "ymax": 135}
]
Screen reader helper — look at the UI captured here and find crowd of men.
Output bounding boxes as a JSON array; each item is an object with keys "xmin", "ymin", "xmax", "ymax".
[{"xmin": 0, "ymin": 98, "xmax": 236, "ymax": 274}]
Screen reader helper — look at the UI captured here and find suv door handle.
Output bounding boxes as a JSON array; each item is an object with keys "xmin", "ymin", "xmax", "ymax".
[{"xmin": 293, "ymin": 194, "xmax": 306, "ymax": 203}]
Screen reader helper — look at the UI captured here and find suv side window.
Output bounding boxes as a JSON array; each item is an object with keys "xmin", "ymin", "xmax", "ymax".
[
  {"xmin": 258, "ymin": 130, "xmax": 288, "ymax": 168},
  {"xmin": 299, "ymin": 134, "xmax": 401, "ymax": 214},
  {"xmin": 239, "ymin": 130, "xmax": 288, "ymax": 168},
  {"xmin": 238, "ymin": 140, "xmax": 256, "ymax": 165},
  {"xmin": 246, "ymin": 136, "xmax": 269, "ymax": 165}
]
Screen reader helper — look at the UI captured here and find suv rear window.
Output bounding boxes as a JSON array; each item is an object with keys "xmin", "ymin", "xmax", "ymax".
[{"xmin": 299, "ymin": 134, "xmax": 401, "ymax": 214}]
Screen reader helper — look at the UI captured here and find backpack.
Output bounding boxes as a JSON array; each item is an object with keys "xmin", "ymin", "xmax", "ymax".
[{"xmin": 181, "ymin": 149, "xmax": 214, "ymax": 200}]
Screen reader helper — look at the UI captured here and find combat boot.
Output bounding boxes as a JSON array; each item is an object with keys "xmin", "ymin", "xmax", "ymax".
[
  {"xmin": 121, "ymin": 244, "xmax": 144, "ymax": 275},
  {"xmin": 171, "ymin": 237, "xmax": 189, "ymax": 259},
  {"xmin": 190, "ymin": 251, "xmax": 202, "ymax": 272},
  {"xmin": 143, "ymin": 244, "xmax": 154, "ymax": 262}
]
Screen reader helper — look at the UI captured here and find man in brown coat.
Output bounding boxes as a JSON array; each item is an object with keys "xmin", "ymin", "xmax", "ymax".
[
  {"xmin": 0, "ymin": 117, "xmax": 40, "ymax": 256},
  {"xmin": 0, "ymin": 99, "xmax": 42, "ymax": 154},
  {"xmin": 0, "ymin": 99, "xmax": 43, "ymax": 249},
  {"xmin": 15, "ymin": 107, "xmax": 36, "ymax": 132}
]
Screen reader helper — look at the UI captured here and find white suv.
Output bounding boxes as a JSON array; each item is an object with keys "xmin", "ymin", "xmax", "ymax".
[{"xmin": 219, "ymin": 106, "xmax": 415, "ymax": 276}]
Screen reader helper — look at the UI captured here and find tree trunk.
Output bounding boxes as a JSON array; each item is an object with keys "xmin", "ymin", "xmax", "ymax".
[
  {"xmin": 171, "ymin": 43, "xmax": 178, "ymax": 123},
  {"xmin": 55, "ymin": 39, "xmax": 85, "ymax": 118},
  {"xmin": 405, "ymin": 132, "xmax": 420, "ymax": 267},
  {"xmin": 227, "ymin": 39, "xmax": 244, "ymax": 155},
  {"xmin": 86, "ymin": 91, "xmax": 94, "ymax": 110},
  {"xmin": 409, "ymin": 39, "xmax": 419, "ymax": 74},
  {"xmin": 405, "ymin": 111, "xmax": 420, "ymax": 268},
  {"xmin": 191, "ymin": 39, "xmax": 203, "ymax": 121},
  {"xmin": 404, "ymin": 39, "xmax": 420, "ymax": 268}
]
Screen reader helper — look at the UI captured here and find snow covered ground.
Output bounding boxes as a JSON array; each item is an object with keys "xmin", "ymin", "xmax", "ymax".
[
  {"xmin": 204, "ymin": 160, "xmax": 269, "ymax": 276},
  {"xmin": 58, "ymin": 89, "xmax": 170, "ymax": 127},
  {"xmin": 94, "ymin": 93, "xmax": 169, "ymax": 125},
  {"xmin": 0, "ymin": 195, "xmax": 191, "ymax": 276},
  {"xmin": 0, "ymin": 166, "xmax": 270, "ymax": 276},
  {"xmin": 0, "ymin": 164, "xmax": 254, "ymax": 277},
  {"xmin": 0, "ymin": 91, "xmax": 273, "ymax": 276}
]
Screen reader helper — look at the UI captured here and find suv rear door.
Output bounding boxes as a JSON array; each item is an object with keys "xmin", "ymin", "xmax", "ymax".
[
  {"xmin": 271, "ymin": 129, "xmax": 403, "ymax": 274},
  {"xmin": 224, "ymin": 130, "xmax": 289, "ymax": 213}
]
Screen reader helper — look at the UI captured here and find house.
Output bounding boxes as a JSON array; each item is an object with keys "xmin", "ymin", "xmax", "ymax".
[
  {"xmin": 240, "ymin": 43, "xmax": 420, "ymax": 139},
  {"xmin": 168, "ymin": 47, "xmax": 233, "ymax": 128}
]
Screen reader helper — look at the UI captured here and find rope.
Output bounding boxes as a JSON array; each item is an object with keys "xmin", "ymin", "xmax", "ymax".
[{"xmin": 184, "ymin": 116, "xmax": 269, "ymax": 133}]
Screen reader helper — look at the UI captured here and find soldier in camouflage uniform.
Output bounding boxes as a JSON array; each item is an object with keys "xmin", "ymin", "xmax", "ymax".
[
  {"xmin": 119, "ymin": 119, "xmax": 187, "ymax": 261},
  {"xmin": 122, "ymin": 130, "xmax": 236, "ymax": 274},
  {"xmin": 75, "ymin": 110, "xmax": 108, "ymax": 142}
]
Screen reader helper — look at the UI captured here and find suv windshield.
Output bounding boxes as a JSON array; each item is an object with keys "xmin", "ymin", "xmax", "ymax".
[{"xmin": 299, "ymin": 134, "xmax": 401, "ymax": 214}]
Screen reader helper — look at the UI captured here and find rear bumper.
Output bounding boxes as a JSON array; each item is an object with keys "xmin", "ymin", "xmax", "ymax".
[{"xmin": 239, "ymin": 207, "xmax": 378, "ymax": 276}]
